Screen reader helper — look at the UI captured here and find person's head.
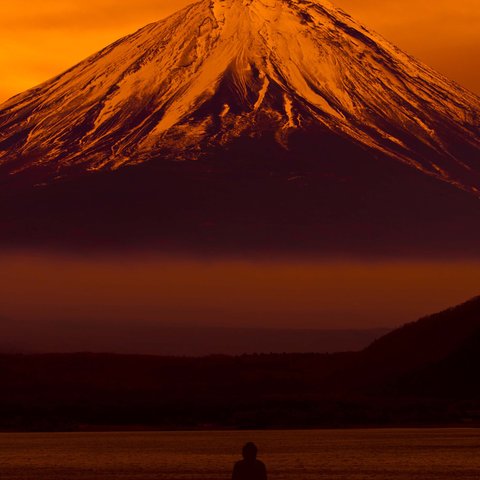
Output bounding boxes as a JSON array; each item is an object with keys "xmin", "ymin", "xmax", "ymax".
[{"xmin": 242, "ymin": 442, "xmax": 258, "ymax": 461}]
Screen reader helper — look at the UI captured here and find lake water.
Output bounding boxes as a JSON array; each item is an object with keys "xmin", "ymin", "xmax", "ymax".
[{"xmin": 1, "ymin": 428, "xmax": 480, "ymax": 479}]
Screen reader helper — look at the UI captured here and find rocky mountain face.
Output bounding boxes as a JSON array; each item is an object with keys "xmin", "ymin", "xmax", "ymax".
[
  {"xmin": 0, "ymin": 0, "xmax": 479, "ymax": 253},
  {"xmin": 1, "ymin": 0, "xmax": 479, "ymax": 190}
]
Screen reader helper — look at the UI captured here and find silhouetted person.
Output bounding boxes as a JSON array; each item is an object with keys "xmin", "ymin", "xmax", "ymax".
[{"xmin": 232, "ymin": 442, "xmax": 267, "ymax": 480}]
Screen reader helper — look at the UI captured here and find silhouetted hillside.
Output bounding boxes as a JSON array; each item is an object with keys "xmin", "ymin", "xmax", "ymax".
[
  {"xmin": 358, "ymin": 296, "xmax": 480, "ymax": 382},
  {"xmin": 1, "ymin": 296, "xmax": 479, "ymax": 431},
  {"xmin": 390, "ymin": 329, "xmax": 480, "ymax": 399},
  {"xmin": 0, "ymin": 352, "xmax": 355, "ymax": 430}
]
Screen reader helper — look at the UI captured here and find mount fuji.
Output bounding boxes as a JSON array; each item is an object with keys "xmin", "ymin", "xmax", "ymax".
[{"xmin": 0, "ymin": 0, "xmax": 479, "ymax": 255}]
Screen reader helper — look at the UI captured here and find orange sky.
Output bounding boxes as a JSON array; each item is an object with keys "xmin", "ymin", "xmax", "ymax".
[
  {"xmin": 0, "ymin": 0, "xmax": 479, "ymax": 103},
  {"xmin": 1, "ymin": 253, "xmax": 479, "ymax": 330}
]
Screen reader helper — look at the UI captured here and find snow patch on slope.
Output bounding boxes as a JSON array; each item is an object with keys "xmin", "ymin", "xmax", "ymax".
[{"xmin": 0, "ymin": 0, "xmax": 479, "ymax": 193}]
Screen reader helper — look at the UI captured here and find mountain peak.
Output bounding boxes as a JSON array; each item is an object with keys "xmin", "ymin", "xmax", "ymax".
[{"xmin": 0, "ymin": 0, "xmax": 479, "ymax": 195}]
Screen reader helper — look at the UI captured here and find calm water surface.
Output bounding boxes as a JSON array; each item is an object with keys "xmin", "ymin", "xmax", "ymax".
[{"xmin": 1, "ymin": 428, "xmax": 480, "ymax": 479}]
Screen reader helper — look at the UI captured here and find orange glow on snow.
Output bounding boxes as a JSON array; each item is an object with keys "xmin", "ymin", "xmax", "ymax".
[{"xmin": 0, "ymin": 0, "xmax": 479, "ymax": 103}]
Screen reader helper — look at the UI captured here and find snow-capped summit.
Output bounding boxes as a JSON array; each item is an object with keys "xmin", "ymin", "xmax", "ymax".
[{"xmin": 0, "ymin": 0, "xmax": 479, "ymax": 194}]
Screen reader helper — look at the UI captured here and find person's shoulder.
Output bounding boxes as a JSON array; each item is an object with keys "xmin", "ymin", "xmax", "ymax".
[{"xmin": 255, "ymin": 460, "xmax": 267, "ymax": 479}]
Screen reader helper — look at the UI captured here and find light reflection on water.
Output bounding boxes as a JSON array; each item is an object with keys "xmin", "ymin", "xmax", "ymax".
[{"xmin": 1, "ymin": 428, "xmax": 480, "ymax": 479}]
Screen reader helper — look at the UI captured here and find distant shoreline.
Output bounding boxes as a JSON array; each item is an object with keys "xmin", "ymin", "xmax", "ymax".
[{"xmin": 2, "ymin": 423, "xmax": 480, "ymax": 434}]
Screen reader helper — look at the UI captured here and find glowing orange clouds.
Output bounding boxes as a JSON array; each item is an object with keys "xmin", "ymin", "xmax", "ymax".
[{"xmin": 0, "ymin": 0, "xmax": 479, "ymax": 102}]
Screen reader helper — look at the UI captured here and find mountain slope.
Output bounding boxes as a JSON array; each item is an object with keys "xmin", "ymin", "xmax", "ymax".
[
  {"xmin": 2, "ymin": 143, "xmax": 480, "ymax": 254},
  {"xmin": 341, "ymin": 296, "xmax": 480, "ymax": 389},
  {"xmin": 0, "ymin": 0, "xmax": 479, "ymax": 192},
  {"xmin": 0, "ymin": 0, "xmax": 479, "ymax": 254},
  {"xmin": 390, "ymin": 330, "xmax": 480, "ymax": 398}
]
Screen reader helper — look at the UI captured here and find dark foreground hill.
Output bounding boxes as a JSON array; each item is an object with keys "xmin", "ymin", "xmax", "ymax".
[
  {"xmin": 337, "ymin": 296, "xmax": 480, "ymax": 389},
  {"xmin": 1, "ymin": 297, "xmax": 479, "ymax": 431}
]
